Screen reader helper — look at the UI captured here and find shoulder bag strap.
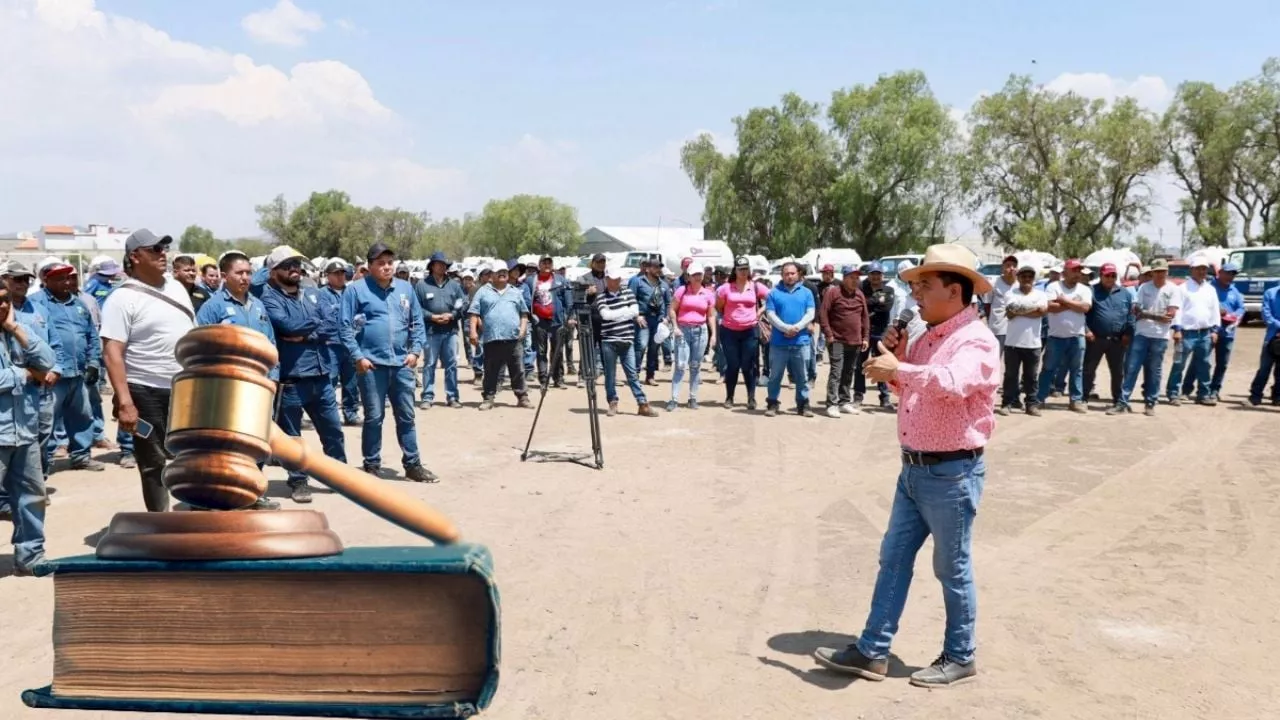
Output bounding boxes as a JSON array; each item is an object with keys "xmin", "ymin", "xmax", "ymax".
[{"xmin": 119, "ymin": 280, "xmax": 195, "ymax": 322}]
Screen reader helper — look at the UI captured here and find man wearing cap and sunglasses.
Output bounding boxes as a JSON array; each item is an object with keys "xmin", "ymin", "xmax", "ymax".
[{"xmin": 317, "ymin": 259, "xmax": 361, "ymax": 425}]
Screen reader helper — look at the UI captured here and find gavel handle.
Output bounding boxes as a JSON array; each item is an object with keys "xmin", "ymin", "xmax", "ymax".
[{"xmin": 267, "ymin": 424, "xmax": 460, "ymax": 545}]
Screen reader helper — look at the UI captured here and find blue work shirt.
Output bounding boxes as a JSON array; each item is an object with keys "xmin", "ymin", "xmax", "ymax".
[
  {"xmin": 13, "ymin": 299, "xmax": 62, "ymax": 375},
  {"xmin": 0, "ymin": 331, "xmax": 56, "ymax": 446},
  {"xmin": 1085, "ymin": 283, "xmax": 1135, "ymax": 338},
  {"xmin": 316, "ymin": 285, "xmax": 347, "ymax": 347},
  {"xmin": 467, "ymin": 284, "xmax": 528, "ymax": 344},
  {"xmin": 522, "ymin": 272, "xmax": 574, "ymax": 326},
  {"xmin": 196, "ymin": 288, "xmax": 280, "ymax": 381},
  {"xmin": 31, "ymin": 290, "xmax": 100, "ymax": 378},
  {"xmin": 628, "ymin": 274, "xmax": 669, "ymax": 319},
  {"xmin": 1262, "ymin": 285, "xmax": 1280, "ymax": 344},
  {"xmin": 340, "ymin": 276, "xmax": 425, "ymax": 366},
  {"xmin": 260, "ymin": 283, "xmax": 333, "ymax": 379},
  {"xmin": 249, "ymin": 266, "xmax": 270, "ymax": 299},
  {"xmin": 415, "ymin": 275, "xmax": 468, "ymax": 333},
  {"xmin": 81, "ymin": 274, "xmax": 117, "ymax": 311},
  {"xmin": 1214, "ymin": 279, "xmax": 1246, "ymax": 338},
  {"xmin": 765, "ymin": 281, "xmax": 816, "ymax": 346}
]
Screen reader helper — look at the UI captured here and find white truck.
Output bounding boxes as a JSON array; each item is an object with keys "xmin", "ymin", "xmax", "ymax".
[{"xmin": 616, "ymin": 239, "xmax": 735, "ymax": 280}]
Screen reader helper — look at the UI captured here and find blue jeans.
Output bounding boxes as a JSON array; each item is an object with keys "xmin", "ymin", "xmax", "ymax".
[
  {"xmin": 1037, "ymin": 336, "xmax": 1085, "ymax": 403},
  {"xmin": 601, "ymin": 340, "xmax": 647, "ymax": 405},
  {"xmin": 1208, "ymin": 334, "xmax": 1234, "ymax": 396},
  {"xmin": 767, "ymin": 343, "xmax": 811, "ymax": 408},
  {"xmin": 327, "ymin": 345, "xmax": 360, "ymax": 422},
  {"xmin": 670, "ymin": 325, "xmax": 707, "ymax": 403},
  {"xmin": 633, "ymin": 314, "xmax": 662, "ymax": 380},
  {"xmin": 1166, "ymin": 330, "xmax": 1212, "ymax": 400},
  {"xmin": 89, "ymin": 379, "xmax": 107, "ymax": 442},
  {"xmin": 523, "ymin": 330, "xmax": 536, "ymax": 377},
  {"xmin": 857, "ymin": 456, "xmax": 985, "ymax": 664},
  {"xmin": 48, "ymin": 376, "xmax": 95, "ymax": 465},
  {"xmin": 358, "ymin": 364, "xmax": 420, "ymax": 468},
  {"xmin": 421, "ymin": 330, "xmax": 460, "ymax": 404},
  {"xmin": 37, "ymin": 390, "xmax": 52, "ymax": 480},
  {"xmin": 0, "ymin": 443, "xmax": 45, "ymax": 568},
  {"xmin": 720, "ymin": 326, "xmax": 759, "ymax": 401},
  {"xmin": 1119, "ymin": 334, "xmax": 1167, "ymax": 408},
  {"xmin": 807, "ymin": 331, "xmax": 819, "ymax": 382},
  {"xmin": 277, "ymin": 376, "xmax": 348, "ymax": 486},
  {"xmin": 1249, "ymin": 343, "xmax": 1280, "ymax": 404}
]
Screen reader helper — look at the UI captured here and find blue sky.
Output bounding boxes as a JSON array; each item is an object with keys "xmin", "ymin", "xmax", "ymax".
[{"xmin": 3, "ymin": 0, "xmax": 1279, "ymax": 243}]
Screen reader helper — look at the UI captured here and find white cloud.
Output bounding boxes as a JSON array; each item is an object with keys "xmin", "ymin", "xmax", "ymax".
[
  {"xmin": 0, "ymin": 0, "xmax": 458, "ymax": 237},
  {"xmin": 241, "ymin": 0, "xmax": 324, "ymax": 48},
  {"xmin": 334, "ymin": 18, "xmax": 364, "ymax": 36},
  {"xmin": 1045, "ymin": 72, "xmax": 1174, "ymax": 111}
]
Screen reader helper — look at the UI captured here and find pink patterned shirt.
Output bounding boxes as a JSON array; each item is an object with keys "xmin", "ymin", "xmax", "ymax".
[{"xmin": 891, "ymin": 306, "xmax": 1000, "ymax": 452}]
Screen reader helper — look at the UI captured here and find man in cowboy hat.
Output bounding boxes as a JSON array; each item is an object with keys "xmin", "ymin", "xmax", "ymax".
[
  {"xmin": 414, "ymin": 251, "xmax": 466, "ymax": 409},
  {"xmin": 815, "ymin": 243, "xmax": 1000, "ymax": 689}
]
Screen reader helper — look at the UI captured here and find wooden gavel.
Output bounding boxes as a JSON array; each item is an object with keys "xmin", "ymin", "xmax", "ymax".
[{"xmin": 162, "ymin": 324, "xmax": 460, "ymax": 545}]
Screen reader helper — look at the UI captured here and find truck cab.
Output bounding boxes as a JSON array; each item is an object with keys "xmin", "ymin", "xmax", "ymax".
[{"xmin": 1226, "ymin": 246, "xmax": 1280, "ymax": 322}]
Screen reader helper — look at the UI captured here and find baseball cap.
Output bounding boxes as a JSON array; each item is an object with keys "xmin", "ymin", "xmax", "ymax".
[
  {"xmin": 95, "ymin": 259, "xmax": 123, "ymax": 276},
  {"xmin": 1100, "ymin": 263, "xmax": 1117, "ymax": 275},
  {"xmin": 460, "ymin": 269, "xmax": 476, "ymax": 280},
  {"xmin": 366, "ymin": 242, "xmax": 395, "ymax": 263},
  {"xmin": 591, "ymin": 253, "xmax": 607, "ymax": 262},
  {"xmin": 821, "ymin": 263, "xmax": 835, "ymax": 273},
  {"xmin": 866, "ymin": 262, "xmax": 884, "ymax": 274},
  {"xmin": 1063, "ymin": 259, "xmax": 1083, "ymax": 271},
  {"xmin": 323, "ymin": 259, "xmax": 347, "ymax": 274},
  {"xmin": 539, "ymin": 254, "xmax": 553, "ymax": 262},
  {"xmin": 687, "ymin": 265, "xmax": 705, "ymax": 276},
  {"xmin": 1017, "ymin": 263, "xmax": 1038, "ymax": 275},
  {"xmin": 1221, "ymin": 262, "xmax": 1241, "ymax": 273},
  {"xmin": 266, "ymin": 245, "xmax": 306, "ymax": 270},
  {"xmin": 0, "ymin": 260, "xmax": 35, "ymax": 278},
  {"xmin": 125, "ymin": 229, "xmax": 172, "ymax": 253},
  {"xmin": 842, "ymin": 265, "xmax": 859, "ymax": 276},
  {"xmin": 1189, "ymin": 257, "xmax": 1211, "ymax": 268},
  {"xmin": 218, "ymin": 249, "xmax": 250, "ymax": 265},
  {"xmin": 1003, "ymin": 254, "xmax": 1018, "ymax": 264},
  {"xmin": 491, "ymin": 263, "xmax": 509, "ymax": 275},
  {"xmin": 734, "ymin": 256, "xmax": 750, "ymax": 269},
  {"xmin": 1148, "ymin": 258, "xmax": 1169, "ymax": 272},
  {"xmin": 395, "ymin": 261, "xmax": 410, "ymax": 273},
  {"xmin": 605, "ymin": 267, "xmax": 623, "ymax": 280},
  {"xmin": 43, "ymin": 262, "xmax": 76, "ymax": 278}
]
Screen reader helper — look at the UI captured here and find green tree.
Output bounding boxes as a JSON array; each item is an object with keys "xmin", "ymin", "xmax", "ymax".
[
  {"xmin": 1129, "ymin": 235, "xmax": 1160, "ymax": 264},
  {"xmin": 254, "ymin": 194, "xmax": 292, "ymax": 244},
  {"xmin": 964, "ymin": 75, "xmax": 1164, "ymax": 258},
  {"xmin": 285, "ymin": 190, "xmax": 364, "ymax": 258},
  {"xmin": 1228, "ymin": 58, "xmax": 1280, "ymax": 245},
  {"xmin": 417, "ymin": 215, "xmax": 480, "ymax": 260},
  {"xmin": 178, "ymin": 224, "xmax": 219, "ymax": 255},
  {"xmin": 827, "ymin": 70, "xmax": 960, "ymax": 260},
  {"xmin": 345, "ymin": 207, "xmax": 429, "ymax": 260},
  {"xmin": 472, "ymin": 195, "xmax": 580, "ymax": 258},
  {"xmin": 1163, "ymin": 81, "xmax": 1239, "ymax": 248}
]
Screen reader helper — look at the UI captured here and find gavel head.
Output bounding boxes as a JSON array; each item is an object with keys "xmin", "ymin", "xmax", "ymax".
[{"xmin": 164, "ymin": 324, "xmax": 279, "ymax": 510}]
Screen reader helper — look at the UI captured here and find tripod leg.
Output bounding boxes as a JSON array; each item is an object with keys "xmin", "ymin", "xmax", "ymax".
[
  {"xmin": 579, "ymin": 327, "xmax": 604, "ymax": 470},
  {"xmin": 522, "ymin": 331, "xmax": 563, "ymax": 461}
]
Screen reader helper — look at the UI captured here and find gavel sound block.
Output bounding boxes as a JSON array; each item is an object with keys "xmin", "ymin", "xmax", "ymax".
[{"xmin": 22, "ymin": 325, "xmax": 501, "ymax": 718}]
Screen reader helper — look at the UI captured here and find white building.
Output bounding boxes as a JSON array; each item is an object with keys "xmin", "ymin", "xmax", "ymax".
[{"xmin": 37, "ymin": 223, "xmax": 131, "ymax": 252}]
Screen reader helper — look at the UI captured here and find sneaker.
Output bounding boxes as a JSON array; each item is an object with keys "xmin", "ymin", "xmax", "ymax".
[
  {"xmin": 517, "ymin": 396, "xmax": 534, "ymax": 409},
  {"xmin": 1144, "ymin": 405, "xmax": 1156, "ymax": 417},
  {"xmin": 799, "ymin": 405, "xmax": 815, "ymax": 418},
  {"xmin": 665, "ymin": 400, "xmax": 678, "ymax": 412},
  {"xmin": 417, "ymin": 401, "xmax": 432, "ymax": 410},
  {"xmin": 246, "ymin": 496, "xmax": 281, "ymax": 511},
  {"xmin": 607, "ymin": 401, "xmax": 618, "ymax": 417},
  {"xmin": 447, "ymin": 399, "xmax": 463, "ymax": 409},
  {"xmin": 290, "ymin": 484, "xmax": 313, "ymax": 503},
  {"xmin": 1069, "ymin": 402, "xmax": 1088, "ymax": 414},
  {"xmin": 812, "ymin": 645, "xmax": 887, "ymax": 681},
  {"xmin": 764, "ymin": 404, "xmax": 778, "ymax": 418},
  {"xmin": 1104, "ymin": 404, "xmax": 1127, "ymax": 416},
  {"xmin": 643, "ymin": 378, "xmax": 657, "ymax": 387},
  {"xmin": 552, "ymin": 380, "xmax": 566, "ymax": 389},
  {"xmin": 840, "ymin": 403, "xmax": 860, "ymax": 415},
  {"xmin": 405, "ymin": 465, "xmax": 439, "ymax": 483},
  {"xmin": 723, "ymin": 398, "xmax": 734, "ymax": 410},
  {"xmin": 1168, "ymin": 396, "xmax": 1182, "ymax": 407},
  {"xmin": 879, "ymin": 397, "xmax": 894, "ymax": 410},
  {"xmin": 478, "ymin": 399, "xmax": 494, "ymax": 411},
  {"xmin": 909, "ymin": 654, "xmax": 977, "ymax": 689},
  {"xmin": 1198, "ymin": 396, "xmax": 1217, "ymax": 406},
  {"xmin": 746, "ymin": 398, "xmax": 758, "ymax": 411},
  {"xmin": 996, "ymin": 406, "xmax": 1011, "ymax": 416},
  {"xmin": 119, "ymin": 454, "xmax": 137, "ymax": 469},
  {"xmin": 69, "ymin": 459, "xmax": 105, "ymax": 472},
  {"xmin": 637, "ymin": 403, "xmax": 659, "ymax": 417},
  {"xmin": 1026, "ymin": 405, "xmax": 1042, "ymax": 417},
  {"xmin": 362, "ymin": 463, "xmax": 383, "ymax": 476},
  {"xmin": 826, "ymin": 405, "xmax": 841, "ymax": 418},
  {"xmin": 688, "ymin": 399, "xmax": 699, "ymax": 410}
]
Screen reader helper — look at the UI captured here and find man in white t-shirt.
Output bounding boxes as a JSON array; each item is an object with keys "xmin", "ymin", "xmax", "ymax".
[
  {"xmin": 983, "ymin": 255, "xmax": 1018, "ymax": 352},
  {"xmin": 1037, "ymin": 258, "xmax": 1093, "ymax": 411},
  {"xmin": 100, "ymin": 229, "xmax": 195, "ymax": 512},
  {"xmin": 998, "ymin": 264, "xmax": 1048, "ymax": 416},
  {"xmin": 1110, "ymin": 259, "xmax": 1181, "ymax": 416}
]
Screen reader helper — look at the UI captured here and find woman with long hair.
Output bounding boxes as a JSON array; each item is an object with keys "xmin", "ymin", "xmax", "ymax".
[
  {"xmin": 666, "ymin": 266, "xmax": 717, "ymax": 411},
  {"xmin": 716, "ymin": 257, "xmax": 768, "ymax": 411}
]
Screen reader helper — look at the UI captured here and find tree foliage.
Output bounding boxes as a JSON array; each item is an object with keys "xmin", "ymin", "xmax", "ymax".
[
  {"xmin": 472, "ymin": 195, "xmax": 581, "ymax": 258},
  {"xmin": 178, "ymin": 224, "xmax": 273, "ymax": 258}
]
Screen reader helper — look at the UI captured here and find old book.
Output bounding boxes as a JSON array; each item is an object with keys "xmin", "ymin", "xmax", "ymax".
[{"xmin": 23, "ymin": 545, "xmax": 501, "ymax": 719}]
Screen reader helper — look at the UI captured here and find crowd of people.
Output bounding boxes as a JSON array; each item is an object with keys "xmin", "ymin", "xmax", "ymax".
[{"xmin": 2, "ymin": 231, "xmax": 1279, "ymax": 579}]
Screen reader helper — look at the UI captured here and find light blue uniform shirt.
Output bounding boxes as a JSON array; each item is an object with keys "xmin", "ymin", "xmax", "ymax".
[
  {"xmin": 32, "ymin": 289, "xmax": 100, "ymax": 378},
  {"xmin": 467, "ymin": 284, "xmax": 529, "ymax": 344},
  {"xmin": 0, "ymin": 331, "xmax": 56, "ymax": 446},
  {"xmin": 196, "ymin": 288, "xmax": 280, "ymax": 381},
  {"xmin": 340, "ymin": 276, "xmax": 425, "ymax": 366}
]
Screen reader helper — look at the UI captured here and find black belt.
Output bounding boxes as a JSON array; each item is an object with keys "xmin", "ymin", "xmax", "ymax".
[{"xmin": 901, "ymin": 448, "xmax": 983, "ymax": 466}]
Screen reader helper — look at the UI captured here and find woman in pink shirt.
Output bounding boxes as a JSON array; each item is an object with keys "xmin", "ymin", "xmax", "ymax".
[
  {"xmin": 666, "ymin": 266, "xmax": 717, "ymax": 411},
  {"xmin": 715, "ymin": 256, "xmax": 768, "ymax": 410}
]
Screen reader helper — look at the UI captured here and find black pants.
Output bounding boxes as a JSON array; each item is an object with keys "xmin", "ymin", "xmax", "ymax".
[
  {"xmin": 826, "ymin": 341, "xmax": 859, "ymax": 406},
  {"xmin": 1083, "ymin": 335, "xmax": 1126, "ymax": 402},
  {"xmin": 533, "ymin": 319, "xmax": 564, "ymax": 385},
  {"xmin": 1002, "ymin": 347, "xmax": 1040, "ymax": 409},
  {"xmin": 482, "ymin": 340, "xmax": 527, "ymax": 400},
  {"xmin": 127, "ymin": 383, "xmax": 171, "ymax": 512},
  {"xmin": 853, "ymin": 335, "xmax": 890, "ymax": 402}
]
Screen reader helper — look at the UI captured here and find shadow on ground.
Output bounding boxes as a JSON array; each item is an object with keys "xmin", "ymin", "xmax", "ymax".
[{"xmin": 759, "ymin": 630, "xmax": 920, "ymax": 689}]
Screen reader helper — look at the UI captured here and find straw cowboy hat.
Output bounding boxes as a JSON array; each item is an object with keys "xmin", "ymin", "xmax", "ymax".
[{"xmin": 899, "ymin": 243, "xmax": 992, "ymax": 295}]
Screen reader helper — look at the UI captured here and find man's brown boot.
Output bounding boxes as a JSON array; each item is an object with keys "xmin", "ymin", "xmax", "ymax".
[{"xmin": 637, "ymin": 403, "xmax": 658, "ymax": 417}]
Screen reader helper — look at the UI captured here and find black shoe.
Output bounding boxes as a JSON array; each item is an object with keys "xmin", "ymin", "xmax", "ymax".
[
  {"xmin": 69, "ymin": 459, "xmax": 106, "ymax": 471},
  {"xmin": 290, "ymin": 483, "xmax": 313, "ymax": 504},
  {"xmin": 812, "ymin": 645, "xmax": 887, "ymax": 681},
  {"xmin": 746, "ymin": 398, "xmax": 758, "ymax": 411},
  {"xmin": 343, "ymin": 416, "xmax": 361, "ymax": 426},
  {"xmin": 405, "ymin": 465, "xmax": 439, "ymax": 483},
  {"xmin": 362, "ymin": 463, "xmax": 383, "ymax": 476},
  {"xmin": 246, "ymin": 496, "xmax": 281, "ymax": 511}
]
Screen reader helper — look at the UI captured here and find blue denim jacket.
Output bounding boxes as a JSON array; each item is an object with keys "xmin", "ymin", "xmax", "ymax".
[
  {"xmin": 522, "ymin": 273, "xmax": 574, "ymax": 326},
  {"xmin": 627, "ymin": 275, "xmax": 669, "ymax": 318},
  {"xmin": 13, "ymin": 299, "xmax": 61, "ymax": 375},
  {"xmin": 316, "ymin": 285, "xmax": 347, "ymax": 347},
  {"xmin": 81, "ymin": 275, "xmax": 116, "ymax": 311},
  {"xmin": 0, "ymin": 330, "xmax": 56, "ymax": 446},
  {"xmin": 196, "ymin": 288, "xmax": 280, "ymax": 381},
  {"xmin": 416, "ymin": 276, "xmax": 468, "ymax": 333},
  {"xmin": 32, "ymin": 290, "xmax": 100, "ymax": 377},
  {"xmin": 260, "ymin": 283, "xmax": 333, "ymax": 379},
  {"xmin": 1085, "ymin": 284, "xmax": 1135, "ymax": 338},
  {"xmin": 340, "ymin": 276, "xmax": 425, "ymax": 366}
]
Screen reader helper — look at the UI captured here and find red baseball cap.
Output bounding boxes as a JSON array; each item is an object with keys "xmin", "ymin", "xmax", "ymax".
[
  {"xmin": 1063, "ymin": 259, "xmax": 1083, "ymax": 270},
  {"xmin": 821, "ymin": 264, "xmax": 835, "ymax": 273},
  {"xmin": 1100, "ymin": 262, "xmax": 1117, "ymax": 275}
]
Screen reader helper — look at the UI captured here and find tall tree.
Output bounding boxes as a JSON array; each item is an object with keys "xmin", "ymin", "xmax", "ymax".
[
  {"xmin": 827, "ymin": 70, "xmax": 959, "ymax": 260},
  {"xmin": 473, "ymin": 195, "xmax": 580, "ymax": 258},
  {"xmin": 178, "ymin": 224, "xmax": 219, "ymax": 255},
  {"xmin": 964, "ymin": 75, "xmax": 1164, "ymax": 257},
  {"xmin": 254, "ymin": 194, "xmax": 292, "ymax": 244},
  {"xmin": 1163, "ymin": 81, "xmax": 1238, "ymax": 248},
  {"xmin": 285, "ymin": 190, "xmax": 364, "ymax": 258},
  {"xmin": 417, "ymin": 215, "xmax": 481, "ymax": 260},
  {"xmin": 1229, "ymin": 58, "xmax": 1280, "ymax": 245}
]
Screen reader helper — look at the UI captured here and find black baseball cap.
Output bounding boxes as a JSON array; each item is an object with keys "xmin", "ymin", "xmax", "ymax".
[
  {"xmin": 367, "ymin": 242, "xmax": 395, "ymax": 262},
  {"xmin": 591, "ymin": 253, "xmax": 606, "ymax": 262},
  {"xmin": 734, "ymin": 256, "xmax": 749, "ymax": 268}
]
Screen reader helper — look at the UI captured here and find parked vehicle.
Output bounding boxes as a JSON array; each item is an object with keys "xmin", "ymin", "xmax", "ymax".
[
  {"xmin": 1226, "ymin": 246, "xmax": 1280, "ymax": 322},
  {"xmin": 876, "ymin": 254, "xmax": 926, "ymax": 281}
]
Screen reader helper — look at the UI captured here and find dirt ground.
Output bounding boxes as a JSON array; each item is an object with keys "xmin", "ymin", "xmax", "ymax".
[{"xmin": 3, "ymin": 326, "xmax": 1279, "ymax": 720}]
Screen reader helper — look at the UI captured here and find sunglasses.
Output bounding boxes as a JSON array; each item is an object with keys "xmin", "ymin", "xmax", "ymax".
[{"xmin": 276, "ymin": 260, "xmax": 303, "ymax": 271}]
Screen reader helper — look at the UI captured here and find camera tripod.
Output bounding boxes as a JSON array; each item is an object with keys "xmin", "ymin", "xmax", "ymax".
[{"xmin": 520, "ymin": 313, "xmax": 604, "ymax": 470}]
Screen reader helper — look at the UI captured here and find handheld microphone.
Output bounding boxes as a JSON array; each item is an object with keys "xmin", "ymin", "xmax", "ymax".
[{"xmin": 893, "ymin": 308, "xmax": 916, "ymax": 332}]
